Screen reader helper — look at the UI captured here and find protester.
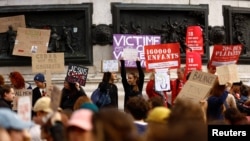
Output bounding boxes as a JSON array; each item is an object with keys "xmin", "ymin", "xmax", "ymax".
[
  {"xmin": 80, "ymin": 102, "xmax": 99, "ymax": 113},
  {"xmin": 0, "ymin": 84, "xmax": 15, "ymax": 109},
  {"xmin": 96, "ymin": 72, "xmax": 118, "ymax": 108},
  {"xmin": 73, "ymin": 95, "xmax": 92, "ymax": 111},
  {"xmin": 120, "ymin": 57, "xmax": 145, "ymax": 109},
  {"xmin": 170, "ymin": 67, "xmax": 185, "ymax": 105},
  {"xmin": 67, "ymin": 109, "xmax": 94, "ymax": 141},
  {"xmin": 0, "ymin": 108, "xmax": 33, "ymax": 141},
  {"xmin": 125, "ymin": 96, "xmax": 150, "ymax": 135},
  {"xmin": 224, "ymin": 107, "xmax": 249, "ymax": 125},
  {"xmin": 60, "ymin": 78, "xmax": 87, "ymax": 111},
  {"xmin": 9, "ymin": 71, "xmax": 32, "ymax": 90},
  {"xmin": 0, "ymin": 74, "xmax": 5, "ymax": 85},
  {"xmin": 32, "ymin": 73, "xmax": 46, "ymax": 107}
]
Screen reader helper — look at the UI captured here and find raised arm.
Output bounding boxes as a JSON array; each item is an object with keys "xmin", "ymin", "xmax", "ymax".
[{"xmin": 136, "ymin": 60, "xmax": 145, "ymax": 92}]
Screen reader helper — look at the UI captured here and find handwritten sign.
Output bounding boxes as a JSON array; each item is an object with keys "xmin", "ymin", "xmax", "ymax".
[
  {"xmin": 216, "ymin": 64, "xmax": 240, "ymax": 85},
  {"xmin": 102, "ymin": 60, "xmax": 119, "ymax": 72},
  {"xmin": 122, "ymin": 48, "xmax": 138, "ymax": 61},
  {"xmin": 176, "ymin": 71, "xmax": 217, "ymax": 103},
  {"xmin": 113, "ymin": 34, "xmax": 161, "ymax": 67},
  {"xmin": 66, "ymin": 64, "xmax": 88, "ymax": 86},
  {"xmin": 13, "ymin": 27, "xmax": 51, "ymax": 57},
  {"xmin": 0, "ymin": 15, "xmax": 26, "ymax": 33},
  {"xmin": 49, "ymin": 85, "xmax": 62, "ymax": 111},
  {"xmin": 32, "ymin": 53, "xmax": 65, "ymax": 73},
  {"xmin": 12, "ymin": 89, "xmax": 32, "ymax": 111},
  {"xmin": 17, "ymin": 96, "xmax": 31, "ymax": 121},
  {"xmin": 210, "ymin": 44, "xmax": 242, "ymax": 66},
  {"xmin": 144, "ymin": 43, "xmax": 181, "ymax": 70},
  {"xmin": 155, "ymin": 69, "xmax": 170, "ymax": 91}
]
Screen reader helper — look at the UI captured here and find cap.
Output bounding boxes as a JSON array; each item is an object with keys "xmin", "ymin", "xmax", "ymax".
[
  {"xmin": 33, "ymin": 97, "xmax": 53, "ymax": 113},
  {"xmin": 67, "ymin": 109, "xmax": 93, "ymax": 131},
  {"xmin": 80, "ymin": 102, "xmax": 99, "ymax": 113},
  {"xmin": 0, "ymin": 108, "xmax": 34, "ymax": 130},
  {"xmin": 34, "ymin": 73, "xmax": 45, "ymax": 82},
  {"xmin": 146, "ymin": 106, "xmax": 171, "ymax": 124}
]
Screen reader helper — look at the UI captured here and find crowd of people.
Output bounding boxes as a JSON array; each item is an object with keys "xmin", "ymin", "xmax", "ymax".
[{"xmin": 0, "ymin": 58, "xmax": 250, "ymax": 141}]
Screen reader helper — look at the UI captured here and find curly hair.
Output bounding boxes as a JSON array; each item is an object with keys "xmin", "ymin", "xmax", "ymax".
[{"xmin": 9, "ymin": 71, "xmax": 25, "ymax": 89}]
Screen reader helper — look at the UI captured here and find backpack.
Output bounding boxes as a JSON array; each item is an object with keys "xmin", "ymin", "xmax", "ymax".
[{"xmin": 91, "ymin": 88, "xmax": 111, "ymax": 108}]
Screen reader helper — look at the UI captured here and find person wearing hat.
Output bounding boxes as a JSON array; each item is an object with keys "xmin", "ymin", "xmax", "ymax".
[
  {"xmin": 32, "ymin": 73, "xmax": 46, "ymax": 107},
  {"xmin": 0, "ymin": 108, "xmax": 33, "ymax": 141},
  {"xmin": 67, "ymin": 109, "xmax": 94, "ymax": 141}
]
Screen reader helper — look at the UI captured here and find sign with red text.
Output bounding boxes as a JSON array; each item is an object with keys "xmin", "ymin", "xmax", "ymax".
[
  {"xmin": 186, "ymin": 26, "xmax": 204, "ymax": 54},
  {"xmin": 176, "ymin": 70, "xmax": 217, "ymax": 103},
  {"xmin": 144, "ymin": 43, "xmax": 181, "ymax": 70},
  {"xmin": 216, "ymin": 64, "xmax": 240, "ymax": 85},
  {"xmin": 32, "ymin": 53, "xmax": 65, "ymax": 73},
  {"xmin": 12, "ymin": 89, "xmax": 32, "ymax": 111},
  {"xmin": 210, "ymin": 44, "xmax": 242, "ymax": 66},
  {"xmin": 113, "ymin": 34, "xmax": 161, "ymax": 68},
  {"xmin": 185, "ymin": 52, "xmax": 202, "ymax": 76},
  {"xmin": 13, "ymin": 27, "xmax": 51, "ymax": 57},
  {"xmin": 65, "ymin": 64, "xmax": 88, "ymax": 86}
]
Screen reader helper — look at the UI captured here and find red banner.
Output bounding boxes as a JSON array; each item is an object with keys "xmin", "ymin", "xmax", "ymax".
[
  {"xmin": 186, "ymin": 26, "xmax": 204, "ymax": 55},
  {"xmin": 185, "ymin": 52, "xmax": 202, "ymax": 77},
  {"xmin": 210, "ymin": 44, "xmax": 242, "ymax": 66},
  {"xmin": 144, "ymin": 43, "xmax": 181, "ymax": 71}
]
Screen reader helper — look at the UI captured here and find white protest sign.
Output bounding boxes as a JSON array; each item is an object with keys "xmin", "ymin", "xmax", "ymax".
[
  {"xmin": 154, "ymin": 68, "xmax": 170, "ymax": 91},
  {"xmin": 102, "ymin": 60, "xmax": 119, "ymax": 72},
  {"xmin": 122, "ymin": 48, "xmax": 138, "ymax": 61},
  {"xmin": 17, "ymin": 96, "xmax": 32, "ymax": 121},
  {"xmin": 12, "ymin": 89, "xmax": 32, "ymax": 111},
  {"xmin": 216, "ymin": 64, "xmax": 240, "ymax": 85}
]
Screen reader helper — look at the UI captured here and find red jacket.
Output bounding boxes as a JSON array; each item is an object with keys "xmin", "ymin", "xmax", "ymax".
[
  {"xmin": 146, "ymin": 79, "xmax": 168, "ymax": 107},
  {"xmin": 170, "ymin": 79, "xmax": 184, "ymax": 105}
]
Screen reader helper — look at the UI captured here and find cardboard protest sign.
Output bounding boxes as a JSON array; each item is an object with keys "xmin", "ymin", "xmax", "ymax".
[
  {"xmin": 0, "ymin": 15, "xmax": 26, "ymax": 33},
  {"xmin": 49, "ymin": 85, "xmax": 62, "ymax": 111},
  {"xmin": 12, "ymin": 89, "xmax": 32, "ymax": 111},
  {"xmin": 32, "ymin": 53, "xmax": 65, "ymax": 73},
  {"xmin": 13, "ymin": 27, "xmax": 51, "ymax": 57},
  {"xmin": 154, "ymin": 69, "xmax": 170, "ymax": 91},
  {"xmin": 113, "ymin": 34, "xmax": 161, "ymax": 68},
  {"xmin": 122, "ymin": 48, "xmax": 138, "ymax": 61},
  {"xmin": 216, "ymin": 64, "xmax": 240, "ymax": 85},
  {"xmin": 176, "ymin": 70, "xmax": 217, "ymax": 103},
  {"xmin": 185, "ymin": 51, "xmax": 202, "ymax": 77},
  {"xmin": 186, "ymin": 26, "xmax": 204, "ymax": 54},
  {"xmin": 144, "ymin": 43, "xmax": 181, "ymax": 70},
  {"xmin": 17, "ymin": 96, "xmax": 32, "ymax": 121},
  {"xmin": 66, "ymin": 64, "xmax": 88, "ymax": 86},
  {"xmin": 210, "ymin": 44, "xmax": 242, "ymax": 66},
  {"xmin": 101, "ymin": 60, "xmax": 119, "ymax": 72}
]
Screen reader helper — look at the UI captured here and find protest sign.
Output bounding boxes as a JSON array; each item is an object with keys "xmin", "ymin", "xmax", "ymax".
[
  {"xmin": 13, "ymin": 27, "xmax": 51, "ymax": 57},
  {"xmin": 49, "ymin": 85, "xmax": 62, "ymax": 111},
  {"xmin": 0, "ymin": 15, "xmax": 26, "ymax": 33},
  {"xmin": 101, "ymin": 60, "xmax": 119, "ymax": 72},
  {"xmin": 113, "ymin": 34, "xmax": 161, "ymax": 68},
  {"xmin": 65, "ymin": 64, "xmax": 88, "ymax": 86},
  {"xmin": 154, "ymin": 68, "xmax": 170, "ymax": 91},
  {"xmin": 122, "ymin": 48, "xmax": 138, "ymax": 61},
  {"xmin": 144, "ymin": 43, "xmax": 181, "ymax": 70},
  {"xmin": 186, "ymin": 25, "xmax": 204, "ymax": 54},
  {"xmin": 32, "ymin": 53, "xmax": 65, "ymax": 73},
  {"xmin": 176, "ymin": 70, "xmax": 217, "ymax": 103},
  {"xmin": 216, "ymin": 64, "xmax": 240, "ymax": 85},
  {"xmin": 12, "ymin": 89, "xmax": 32, "ymax": 111},
  {"xmin": 185, "ymin": 51, "xmax": 202, "ymax": 77},
  {"xmin": 17, "ymin": 96, "xmax": 32, "ymax": 121},
  {"xmin": 210, "ymin": 44, "xmax": 242, "ymax": 66}
]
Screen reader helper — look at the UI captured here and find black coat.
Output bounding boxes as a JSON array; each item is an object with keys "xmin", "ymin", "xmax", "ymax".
[
  {"xmin": 0, "ymin": 98, "xmax": 12, "ymax": 109},
  {"xmin": 98, "ymin": 82, "xmax": 118, "ymax": 108}
]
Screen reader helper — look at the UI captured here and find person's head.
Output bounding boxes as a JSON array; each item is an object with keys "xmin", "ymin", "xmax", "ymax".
[
  {"xmin": 0, "ymin": 74, "xmax": 5, "ymax": 86},
  {"xmin": 80, "ymin": 102, "xmax": 99, "ymax": 113},
  {"xmin": 92, "ymin": 108, "xmax": 142, "ymax": 141},
  {"xmin": 67, "ymin": 109, "xmax": 94, "ymax": 141},
  {"xmin": 224, "ymin": 107, "xmax": 249, "ymax": 125},
  {"xmin": 177, "ymin": 67, "xmax": 185, "ymax": 80},
  {"xmin": 102, "ymin": 72, "xmax": 117, "ymax": 83},
  {"xmin": 33, "ymin": 97, "xmax": 53, "ymax": 125},
  {"xmin": 125, "ymin": 96, "xmax": 150, "ymax": 121},
  {"xmin": 209, "ymin": 79, "xmax": 226, "ymax": 97},
  {"xmin": 0, "ymin": 108, "xmax": 33, "ymax": 141},
  {"xmin": 63, "ymin": 79, "xmax": 77, "ymax": 91},
  {"xmin": 148, "ymin": 96, "xmax": 165, "ymax": 109},
  {"xmin": 207, "ymin": 63, "xmax": 216, "ymax": 74},
  {"xmin": 34, "ymin": 73, "xmax": 46, "ymax": 88},
  {"xmin": 9, "ymin": 71, "xmax": 26, "ymax": 89},
  {"xmin": 73, "ymin": 96, "xmax": 92, "ymax": 111},
  {"xmin": 127, "ymin": 72, "xmax": 139, "ymax": 86},
  {"xmin": 0, "ymin": 84, "xmax": 15, "ymax": 102}
]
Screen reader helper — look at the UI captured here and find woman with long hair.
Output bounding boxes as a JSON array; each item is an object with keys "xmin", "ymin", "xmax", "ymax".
[
  {"xmin": 120, "ymin": 58, "xmax": 145, "ymax": 109},
  {"xmin": 9, "ymin": 71, "xmax": 32, "ymax": 89},
  {"xmin": 97, "ymin": 72, "xmax": 118, "ymax": 108}
]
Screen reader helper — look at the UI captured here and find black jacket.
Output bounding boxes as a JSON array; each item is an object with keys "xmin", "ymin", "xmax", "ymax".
[
  {"xmin": 32, "ymin": 87, "xmax": 42, "ymax": 107},
  {"xmin": 98, "ymin": 82, "xmax": 118, "ymax": 108},
  {"xmin": 0, "ymin": 98, "xmax": 12, "ymax": 109},
  {"xmin": 120, "ymin": 60, "xmax": 145, "ymax": 107}
]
